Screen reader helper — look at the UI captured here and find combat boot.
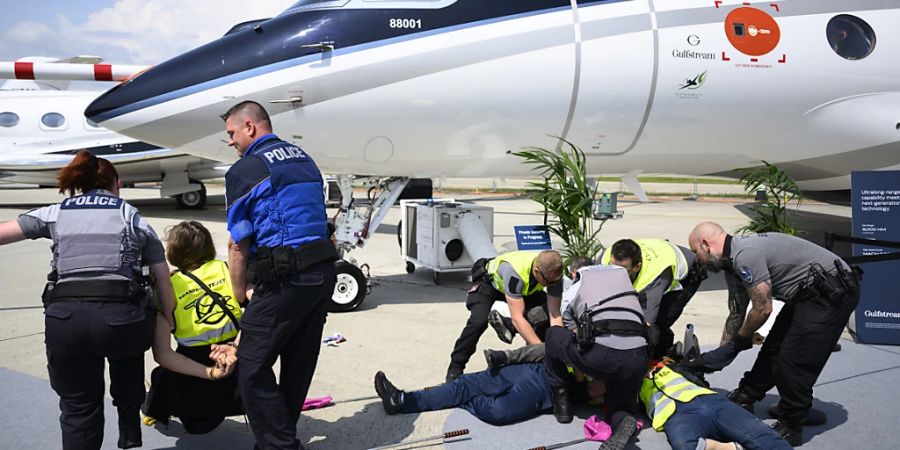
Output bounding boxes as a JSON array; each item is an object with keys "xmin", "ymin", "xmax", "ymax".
[
  {"xmin": 488, "ymin": 310, "xmax": 515, "ymax": 344},
  {"xmin": 551, "ymin": 387, "xmax": 573, "ymax": 423},
  {"xmin": 483, "ymin": 349, "xmax": 509, "ymax": 369},
  {"xmin": 772, "ymin": 419, "xmax": 804, "ymax": 446},
  {"xmin": 374, "ymin": 371, "xmax": 405, "ymax": 415},
  {"xmin": 446, "ymin": 363, "xmax": 464, "ymax": 382},
  {"xmin": 117, "ymin": 406, "xmax": 142, "ymax": 449},
  {"xmin": 599, "ymin": 414, "xmax": 639, "ymax": 450},
  {"xmin": 726, "ymin": 387, "xmax": 756, "ymax": 414}
]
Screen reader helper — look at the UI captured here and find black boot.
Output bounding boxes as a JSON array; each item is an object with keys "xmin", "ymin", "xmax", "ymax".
[
  {"xmin": 446, "ymin": 363, "xmax": 464, "ymax": 382},
  {"xmin": 483, "ymin": 349, "xmax": 509, "ymax": 369},
  {"xmin": 551, "ymin": 387, "xmax": 573, "ymax": 423},
  {"xmin": 599, "ymin": 414, "xmax": 639, "ymax": 450},
  {"xmin": 374, "ymin": 371, "xmax": 404, "ymax": 415},
  {"xmin": 117, "ymin": 406, "xmax": 142, "ymax": 449},
  {"xmin": 488, "ymin": 310, "xmax": 515, "ymax": 344},
  {"xmin": 726, "ymin": 387, "xmax": 756, "ymax": 414},
  {"xmin": 768, "ymin": 404, "xmax": 827, "ymax": 426},
  {"xmin": 772, "ymin": 419, "xmax": 803, "ymax": 446}
]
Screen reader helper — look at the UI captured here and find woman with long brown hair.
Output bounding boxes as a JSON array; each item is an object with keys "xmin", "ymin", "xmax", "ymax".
[
  {"xmin": 143, "ymin": 220, "xmax": 244, "ymax": 434},
  {"xmin": 0, "ymin": 151, "xmax": 227, "ymax": 450}
]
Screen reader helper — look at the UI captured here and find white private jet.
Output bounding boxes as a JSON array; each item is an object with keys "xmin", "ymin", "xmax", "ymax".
[
  {"xmin": 84, "ymin": 0, "xmax": 900, "ymax": 309},
  {"xmin": 0, "ymin": 57, "xmax": 225, "ymax": 208}
]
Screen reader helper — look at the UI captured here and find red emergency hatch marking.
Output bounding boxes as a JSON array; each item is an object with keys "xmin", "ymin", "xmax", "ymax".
[
  {"xmin": 770, "ymin": 3, "xmax": 780, "ymax": 12},
  {"xmin": 715, "ymin": 1, "xmax": 723, "ymax": 8},
  {"xmin": 725, "ymin": 7, "xmax": 781, "ymax": 56},
  {"xmin": 778, "ymin": 54, "xmax": 787, "ymax": 63},
  {"xmin": 722, "ymin": 51, "xmax": 731, "ymax": 61},
  {"xmin": 14, "ymin": 61, "xmax": 34, "ymax": 80}
]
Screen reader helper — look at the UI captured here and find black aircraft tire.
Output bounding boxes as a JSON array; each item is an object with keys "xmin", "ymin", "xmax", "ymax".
[
  {"xmin": 330, "ymin": 260, "xmax": 367, "ymax": 312},
  {"xmin": 175, "ymin": 182, "xmax": 207, "ymax": 209}
]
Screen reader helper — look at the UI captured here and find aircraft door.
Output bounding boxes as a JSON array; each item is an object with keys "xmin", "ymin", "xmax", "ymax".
[{"xmin": 565, "ymin": 1, "xmax": 656, "ymax": 156}]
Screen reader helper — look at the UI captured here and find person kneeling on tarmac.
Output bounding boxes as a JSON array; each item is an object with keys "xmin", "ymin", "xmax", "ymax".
[
  {"xmin": 143, "ymin": 221, "xmax": 244, "ymax": 434},
  {"xmin": 544, "ymin": 264, "xmax": 649, "ymax": 449}
]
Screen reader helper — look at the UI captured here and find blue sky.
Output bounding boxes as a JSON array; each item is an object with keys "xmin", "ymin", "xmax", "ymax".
[{"xmin": 0, "ymin": 1, "xmax": 295, "ymax": 65}]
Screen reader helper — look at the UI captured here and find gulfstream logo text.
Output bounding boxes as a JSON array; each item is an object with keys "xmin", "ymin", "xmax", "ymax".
[
  {"xmin": 672, "ymin": 49, "xmax": 716, "ymax": 60},
  {"xmin": 865, "ymin": 310, "xmax": 900, "ymax": 318}
]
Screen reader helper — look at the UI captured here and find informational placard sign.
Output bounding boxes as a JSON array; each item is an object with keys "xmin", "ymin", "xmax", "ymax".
[
  {"xmin": 851, "ymin": 171, "xmax": 900, "ymax": 345},
  {"xmin": 514, "ymin": 225, "xmax": 552, "ymax": 251}
]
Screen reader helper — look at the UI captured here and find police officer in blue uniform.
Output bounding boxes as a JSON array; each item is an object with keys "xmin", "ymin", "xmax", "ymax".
[
  {"xmin": 217, "ymin": 101, "xmax": 338, "ymax": 450},
  {"xmin": 0, "ymin": 151, "xmax": 172, "ymax": 450}
]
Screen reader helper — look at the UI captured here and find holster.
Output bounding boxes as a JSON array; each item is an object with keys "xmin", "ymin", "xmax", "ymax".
[
  {"xmin": 800, "ymin": 260, "xmax": 858, "ymax": 305},
  {"xmin": 470, "ymin": 257, "xmax": 492, "ymax": 282},
  {"xmin": 577, "ymin": 311, "xmax": 648, "ymax": 351},
  {"xmin": 248, "ymin": 239, "xmax": 339, "ymax": 284}
]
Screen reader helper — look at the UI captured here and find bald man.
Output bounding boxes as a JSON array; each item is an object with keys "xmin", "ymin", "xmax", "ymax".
[
  {"xmin": 221, "ymin": 101, "xmax": 338, "ymax": 450},
  {"xmin": 688, "ymin": 222, "xmax": 859, "ymax": 446},
  {"xmin": 446, "ymin": 250, "xmax": 564, "ymax": 382}
]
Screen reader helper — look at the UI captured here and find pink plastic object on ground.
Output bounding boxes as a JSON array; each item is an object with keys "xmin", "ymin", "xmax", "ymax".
[
  {"xmin": 302, "ymin": 396, "xmax": 334, "ymax": 411},
  {"xmin": 584, "ymin": 416, "xmax": 645, "ymax": 441}
]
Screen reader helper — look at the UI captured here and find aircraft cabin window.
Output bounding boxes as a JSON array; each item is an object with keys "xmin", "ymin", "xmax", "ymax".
[
  {"xmin": 827, "ymin": 15, "xmax": 876, "ymax": 60},
  {"xmin": 0, "ymin": 112, "xmax": 19, "ymax": 128},
  {"xmin": 41, "ymin": 112, "xmax": 67, "ymax": 129}
]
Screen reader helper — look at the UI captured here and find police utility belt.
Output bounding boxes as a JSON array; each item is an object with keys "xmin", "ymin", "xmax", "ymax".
[
  {"xmin": 247, "ymin": 239, "xmax": 338, "ymax": 284},
  {"xmin": 577, "ymin": 290, "xmax": 648, "ymax": 350},
  {"xmin": 43, "ymin": 279, "xmax": 148, "ymax": 305},
  {"xmin": 794, "ymin": 259, "xmax": 860, "ymax": 305}
]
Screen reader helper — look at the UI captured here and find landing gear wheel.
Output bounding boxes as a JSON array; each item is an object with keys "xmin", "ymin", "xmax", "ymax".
[
  {"xmin": 175, "ymin": 181, "xmax": 207, "ymax": 209},
  {"xmin": 330, "ymin": 260, "xmax": 367, "ymax": 312},
  {"xmin": 433, "ymin": 271, "xmax": 440, "ymax": 285},
  {"xmin": 405, "ymin": 261, "xmax": 415, "ymax": 274}
]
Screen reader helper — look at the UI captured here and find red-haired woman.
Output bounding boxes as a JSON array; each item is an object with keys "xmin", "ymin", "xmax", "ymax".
[{"xmin": 0, "ymin": 151, "xmax": 227, "ymax": 450}]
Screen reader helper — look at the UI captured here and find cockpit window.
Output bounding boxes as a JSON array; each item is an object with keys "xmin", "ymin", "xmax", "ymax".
[
  {"xmin": 0, "ymin": 112, "xmax": 19, "ymax": 128},
  {"xmin": 827, "ymin": 15, "xmax": 875, "ymax": 60},
  {"xmin": 41, "ymin": 112, "xmax": 66, "ymax": 129},
  {"xmin": 281, "ymin": 0, "xmax": 454, "ymax": 14},
  {"xmin": 282, "ymin": 0, "xmax": 350, "ymax": 14}
]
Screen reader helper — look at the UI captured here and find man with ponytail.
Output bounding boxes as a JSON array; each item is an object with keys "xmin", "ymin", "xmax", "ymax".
[
  {"xmin": 0, "ymin": 151, "xmax": 178, "ymax": 449},
  {"xmin": 214, "ymin": 101, "xmax": 338, "ymax": 450}
]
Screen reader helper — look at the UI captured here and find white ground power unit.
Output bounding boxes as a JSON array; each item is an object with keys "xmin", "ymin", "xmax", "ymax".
[{"xmin": 400, "ymin": 200, "xmax": 494, "ymax": 284}]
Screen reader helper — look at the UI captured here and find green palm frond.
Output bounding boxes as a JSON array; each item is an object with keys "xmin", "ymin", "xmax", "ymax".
[
  {"xmin": 512, "ymin": 138, "xmax": 604, "ymax": 264},
  {"xmin": 736, "ymin": 161, "xmax": 802, "ymax": 235}
]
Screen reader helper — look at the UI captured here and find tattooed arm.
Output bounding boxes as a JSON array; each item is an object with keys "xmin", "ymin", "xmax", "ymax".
[
  {"xmin": 738, "ymin": 280, "xmax": 773, "ymax": 339},
  {"xmin": 721, "ymin": 272, "xmax": 750, "ymax": 345}
]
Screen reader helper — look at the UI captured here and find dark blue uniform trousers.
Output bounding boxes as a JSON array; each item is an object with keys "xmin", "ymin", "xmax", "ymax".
[
  {"xmin": 401, "ymin": 363, "xmax": 552, "ymax": 425},
  {"xmin": 237, "ymin": 262, "xmax": 336, "ymax": 450},
  {"xmin": 44, "ymin": 300, "xmax": 152, "ymax": 450}
]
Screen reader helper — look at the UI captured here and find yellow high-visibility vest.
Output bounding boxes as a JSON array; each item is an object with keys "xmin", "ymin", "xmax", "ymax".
[
  {"xmin": 486, "ymin": 251, "xmax": 543, "ymax": 296},
  {"xmin": 169, "ymin": 260, "xmax": 241, "ymax": 347},
  {"xmin": 601, "ymin": 239, "xmax": 688, "ymax": 293},
  {"xmin": 640, "ymin": 365, "xmax": 716, "ymax": 431}
]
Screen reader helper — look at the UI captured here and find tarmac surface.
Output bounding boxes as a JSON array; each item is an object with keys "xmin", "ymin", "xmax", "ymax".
[{"xmin": 0, "ymin": 183, "xmax": 860, "ymax": 449}]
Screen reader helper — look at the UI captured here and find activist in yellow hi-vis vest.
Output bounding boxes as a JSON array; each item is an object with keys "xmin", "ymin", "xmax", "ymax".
[
  {"xmin": 486, "ymin": 250, "xmax": 545, "ymax": 296},
  {"xmin": 601, "ymin": 239, "xmax": 688, "ymax": 293},
  {"xmin": 640, "ymin": 364, "xmax": 716, "ymax": 431},
  {"xmin": 169, "ymin": 260, "xmax": 242, "ymax": 347}
]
